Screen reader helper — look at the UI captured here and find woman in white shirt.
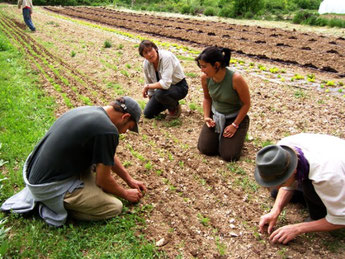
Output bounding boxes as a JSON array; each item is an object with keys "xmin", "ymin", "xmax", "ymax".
[{"xmin": 139, "ymin": 40, "xmax": 188, "ymax": 119}]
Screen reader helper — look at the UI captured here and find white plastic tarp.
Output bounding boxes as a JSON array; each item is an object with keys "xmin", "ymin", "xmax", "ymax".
[{"xmin": 318, "ymin": 0, "xmax": 345, "ymax": 14}]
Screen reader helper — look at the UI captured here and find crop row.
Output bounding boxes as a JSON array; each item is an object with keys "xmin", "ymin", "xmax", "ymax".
[
  {"xmin": 44, "ymin": 6, "xmax": 345, "ymax": 76},
  {"xmin": 0, "ymin": 13, "xmax": 106, "ymax": 110}
]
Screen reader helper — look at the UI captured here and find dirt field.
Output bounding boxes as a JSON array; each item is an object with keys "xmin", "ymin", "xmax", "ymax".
[
  {"xmin": 1, "ymin": 4, "xmax": 345, "ymax": 258},
  {"xmin": 44, "ymin": 6, "xmax": 345, "ymax": 78}
]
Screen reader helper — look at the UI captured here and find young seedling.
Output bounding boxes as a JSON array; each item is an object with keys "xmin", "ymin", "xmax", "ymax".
[
  {"xmin": 186, "ymin": 72, "xmax": 198, "ymax": 78},
  {"xmin": 123, "ymin": 161, "xmax": 132, "ymax": 168},
  {"xmin": 164, "ymin": 119, "xmax": 182, "ymax": 127},
  {"xmin": 258, "ymin": 64, "xmax": 267, "ymax": 71},
  {"xmin": 215, "ymin": 236, "xmax": 227, "ymax": 256},
  {"xmin": 326, "ymin": 80, "xmax": 335, "ymax": 86},
  {"xmin": 294, "ymin": 89, "xmax": 306, "ymax": 98},
  {"xmin": 292, "ymin": 74, "xmax": 304, "ymax": 80},
  {"xmin": 109, "ymin": 83, "xmax": 126, "ymax": 95},
  {"xmin": 145, "ymin": 162, "xmax": 153, "ymax": 171},
  {"xmin": 189, "ymin": 103, "xmax": 197, "ymax": 111},
  {"xmin": 104, "ymin": 40, "xmax": 112, "ymax": 48},
  {"xmin": 269, "ymin": 67, "xmax": 279, "ymax": 74},
  {"xmin": 197, "ymin": 213, "xmax": 210, "ymax": 227},
  {"xmin": 307, "ymin": 74, "xmax": 315, "ymax": 82},
  {"xmin": 120, "ymin": 70, "xmax": 129, "ymax": 77},
  {"xmin": 178, "ymin": 161, "xmax": 184, "ymax": 168}
]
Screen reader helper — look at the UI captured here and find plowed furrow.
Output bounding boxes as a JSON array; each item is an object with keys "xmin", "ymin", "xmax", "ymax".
[{"xmin": 44, "ymin": 6, "xmax": 345, "ymax": 77}]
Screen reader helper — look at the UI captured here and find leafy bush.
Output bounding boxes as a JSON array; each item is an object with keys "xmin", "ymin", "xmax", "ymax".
[
  {"xmin": 293, "ymin": 0, "xmax": 322, "ymax": 10},
  {"xmin": 180, "ymin": 4, "xmax": 191, "ymax": 14},
  {"xmin": 233, "ymin": 0, "xmax": 264, "ymax": 17},
  {"xmin": 244, "ymin": 11, "xmax": 254, "ymax": 19},
  {"xmin": 292, "ymin": 10, "xmax": 316, "ymax": 24},
  {"xmin": 204, "ymin": 6, "xmax": 216, "ymax": 16},
  {"xmin": 315, "ymin": 17, "xmax": 328, "ymax": 26},
  {"xmin": 328, "ymin": 18, "xmax": 345, "ymax": 28},
  {"xmin": 189, "ymin": 4, "xmax": 204, "ymax": 15},
  {"xmin": 293, "ymin": 10, "xmax": 345, "ymax": 28},
  {"xmin": 265, "ymin": 0, "xmax": 285, "ymax": 12},
  {"xmin": 219, "ymin": 7, "xmax": 234, "ymax": 18}
]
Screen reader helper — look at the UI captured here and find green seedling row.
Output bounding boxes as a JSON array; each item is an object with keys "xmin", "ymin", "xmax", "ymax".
[
  {"xmin": 0, "ymin": 13, "xmax": 104, "ymax": 106},
  {"xmin": 0, "ymin": 18, "xmax": 75, "ymax": 108}
]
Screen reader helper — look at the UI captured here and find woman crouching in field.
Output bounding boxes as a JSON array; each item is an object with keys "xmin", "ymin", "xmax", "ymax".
[
  {"xmin": 195, "ymin": 46, "xmax": 250, "ymax": 161},
  {"xmin": 139, "ymin": 40, "xmax": 188, "ymax": 120}
]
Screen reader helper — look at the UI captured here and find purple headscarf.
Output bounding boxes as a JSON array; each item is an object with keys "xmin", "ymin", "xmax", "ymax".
[{"xmin": 294, "ymin": 146, "xmax": 310, "ymax": 183}]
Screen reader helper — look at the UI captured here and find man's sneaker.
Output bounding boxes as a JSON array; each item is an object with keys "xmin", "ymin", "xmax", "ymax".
[{"xmin": 167, "ymin": 104, "xmax": 182, "ymax": 120}]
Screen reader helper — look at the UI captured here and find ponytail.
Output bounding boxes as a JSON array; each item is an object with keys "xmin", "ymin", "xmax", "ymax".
[
  {"xmin": 221, "ymin": 48, "xmax": 231, "ymax": 67},
  {"xmin": 195, "ymin": 46, "xmax": 232, "ymax": 68}
]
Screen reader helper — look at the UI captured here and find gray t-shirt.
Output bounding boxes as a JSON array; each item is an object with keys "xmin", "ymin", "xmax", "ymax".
[{"xmin": 27, "ymin": 106, "xmax": 118, "ymax": 184}]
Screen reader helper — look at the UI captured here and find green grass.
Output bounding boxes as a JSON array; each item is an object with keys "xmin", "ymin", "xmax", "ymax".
[
  {"xmin": 0, "ymin": 30, "xmax": 161, "ymax": 258},
  {"xmin": 4, "ymin": 205, "xmax": 160, "ymax": 258},
  {"xmin": 0, "ymin": 34, "xmax": 55, "ymax": 194}
]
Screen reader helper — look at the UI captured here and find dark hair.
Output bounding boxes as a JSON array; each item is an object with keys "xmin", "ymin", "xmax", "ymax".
[
  {"xmin": 195, "ymin": 46, "xmax": 231, "ymax": 68},
  {"xmin": 138, "ymin": 40, "xmax": 158, "ymax": 57}
]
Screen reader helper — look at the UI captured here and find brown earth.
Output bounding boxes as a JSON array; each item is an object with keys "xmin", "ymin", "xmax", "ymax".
[
  {"xmin": 44, "ymin": 6, "xmax": 345, "ymax": 78},
  {"xmin": 1, "ymin": 4, "xmax": 345, "ymax": 258}
]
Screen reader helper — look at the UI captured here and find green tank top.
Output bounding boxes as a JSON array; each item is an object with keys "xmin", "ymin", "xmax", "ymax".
[{"xmin": 207, "ymin": 68, "xmax": 242, "ymax": 114}]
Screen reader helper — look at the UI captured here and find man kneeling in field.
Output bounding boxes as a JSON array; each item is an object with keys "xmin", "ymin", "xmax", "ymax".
[
  {"xmin": 254, "ymin": 133, "xmax": 345, "ymax": 244},
  {"xmin": 1, "ymin": 97, "xmax": 147, "ymax": 226}
]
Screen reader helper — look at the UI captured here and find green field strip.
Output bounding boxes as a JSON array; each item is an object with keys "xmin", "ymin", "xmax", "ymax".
[
  {"xmin": 0, "ymin": 21, "xmax": 74, "ymax": 108},
  {"xmin": 0, "ymin": 16, "xmax": 76, "ymax": 107},
  {"xmin": 0, "ymin": 12, "xmax": 96, "ymax": 92},
  {"xmin": 0, "ymin": 14, "xmax": 99, "ymax": 106}
]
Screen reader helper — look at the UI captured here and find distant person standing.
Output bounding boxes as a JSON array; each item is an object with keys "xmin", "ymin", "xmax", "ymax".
[{"xmin": 18, "ymin": 0, "xmax": 36, "ymax": 32}]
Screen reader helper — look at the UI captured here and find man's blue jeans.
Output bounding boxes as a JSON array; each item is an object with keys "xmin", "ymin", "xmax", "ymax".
[{"xmin": 23, "ymin": 8, "xmax": 35, "ymax": 31}]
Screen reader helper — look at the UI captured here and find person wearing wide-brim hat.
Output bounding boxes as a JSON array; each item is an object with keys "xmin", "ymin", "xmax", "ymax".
[{"xmin": 254, "ymin": 133, "xmax": 345, "ymax": 244}]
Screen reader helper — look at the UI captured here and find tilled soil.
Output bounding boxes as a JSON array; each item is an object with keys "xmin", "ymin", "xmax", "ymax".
[
  {"xmin": 1, "ymin": 4, "xmax": 345, "ymax": 258},
  {"xmin": 44, "ymin": 6, "xmax": 345, "ymax": 78}
]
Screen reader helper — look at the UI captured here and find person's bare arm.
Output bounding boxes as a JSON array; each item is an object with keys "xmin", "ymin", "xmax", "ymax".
[
  {"xmin": 201, "ymin": 74, "xmax": 215, "ymax": 127},
  {"xmin": 112, "ymin": 156, "xmax": 147, "ymax": 193},
  {"xmin": 259, "ymin": 188, "xmax": 294, "ymax": 234},
  {"xmin": 96, "ymin": 163, "xmax": 143, "ymax": 202},
  {"xmin": 270, "ymin": 218, "xmax": 345, "ymax": 244}
]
